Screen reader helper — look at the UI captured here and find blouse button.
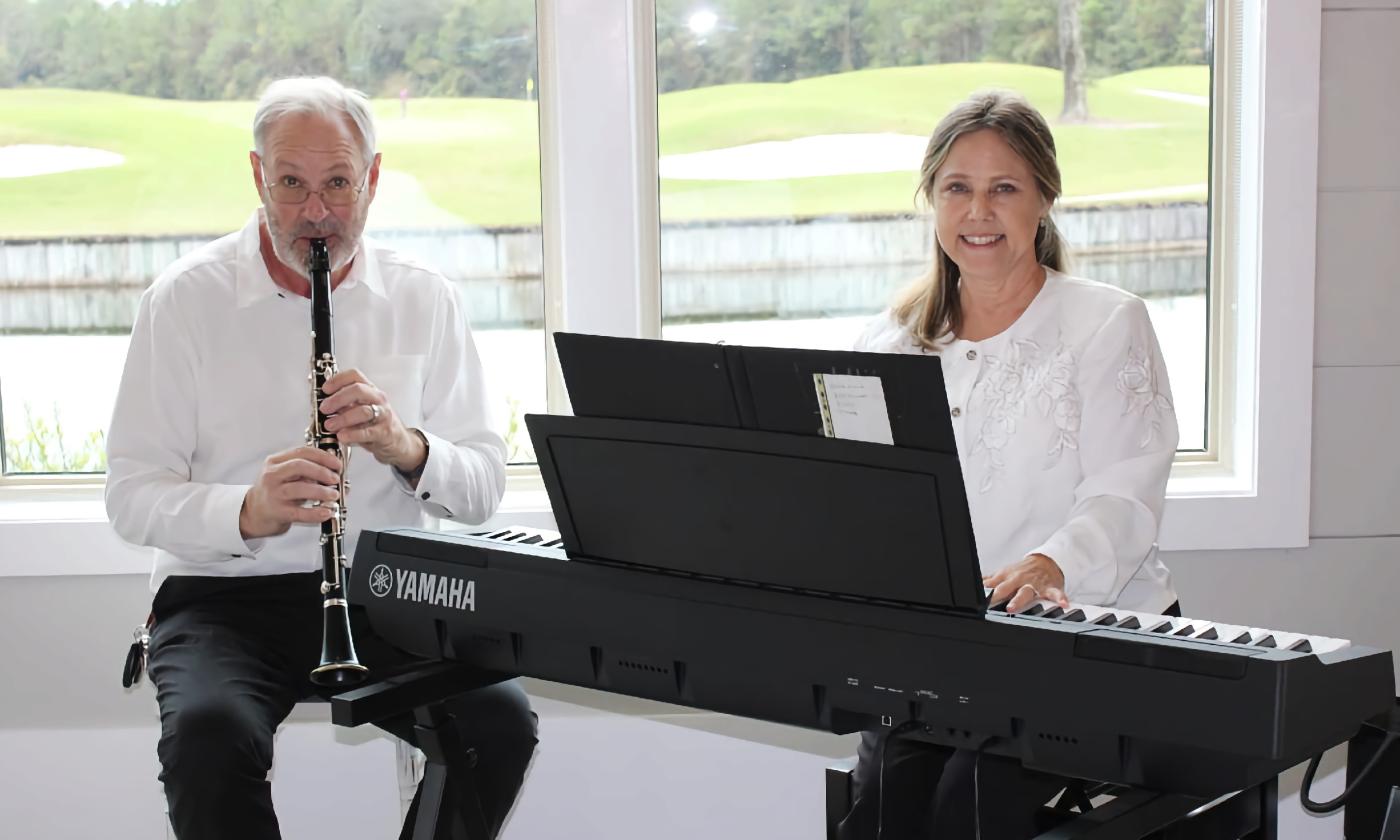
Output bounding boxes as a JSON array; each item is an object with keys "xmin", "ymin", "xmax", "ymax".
[
  {"xmin": 951, "ymin": 407, "xmax": 962, "ymax": 418},
  {"xmin": 966, "ymin": 349, "xmax": 978, "ymax": 361}
]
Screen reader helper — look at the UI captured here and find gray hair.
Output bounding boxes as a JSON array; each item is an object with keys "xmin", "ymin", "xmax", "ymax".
[{"xmin": 252, "ymin": 77, "xmax": 377, "ymax": 167}]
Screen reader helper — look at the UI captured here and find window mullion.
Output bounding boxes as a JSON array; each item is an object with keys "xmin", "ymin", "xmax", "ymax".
[{"xmin": 538, "ymin": 0, "xmax": 661, "ymax": 417}]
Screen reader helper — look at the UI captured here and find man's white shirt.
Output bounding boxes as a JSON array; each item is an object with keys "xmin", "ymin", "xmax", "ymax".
[
  {"xmin": 106, "ymin": 211, "xmax": 507, "ymax": 592},
  {"xmin": 856, "ymin": 269, "xmax": 1179, "ymax": 613}
]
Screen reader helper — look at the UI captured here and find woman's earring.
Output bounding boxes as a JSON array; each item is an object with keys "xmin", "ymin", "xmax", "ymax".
[{"xmin": 1039, "ymin": 217, "xmax": 1047, "ymax": 228}]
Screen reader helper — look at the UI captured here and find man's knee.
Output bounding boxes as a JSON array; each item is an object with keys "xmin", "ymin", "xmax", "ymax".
[
  {"xmin": 158, "ymin": 695, "xmax": 275, "ymax": 781},
  {"xmin": 471, "ymin": 681, "xmax": 538, "ymax": 757}
]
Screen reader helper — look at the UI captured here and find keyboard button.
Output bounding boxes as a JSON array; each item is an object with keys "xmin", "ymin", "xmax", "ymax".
[
  {"xmin": 1022, "ymin": 603, "xmax": 1046, "ymax": 616},
  {"xmin": 1149, "ymin": 620, "xmax": 1174, "ymax": 633},
  {"xmin": 1093, "ymin": 613, "xmax": 1118, "ymax": 626},
  {"xmin": 1231, "ymin": 632, "xmax": 1253, "ymax": 645},
  {"xmin": 1061, "ymin": 609, "xmax": 1087, "ymax": 622},
  {"xmin": 1117, "ymin": 616, "xmax": 1141, "ymax": 629},
  {"xmin": 1173, "ymin": 625, "xmax": 1196, "ymax": 637},
  {"xmin": 1196, "ymin": 627, "xmax": 1219, "ymax": 640},
  {"xmin": 1288, "ymin": 639, "xmax": 1313, "ymax": 653},
  {"xmin": 1041, "ymin": 606, "xmax": 1065, "ymax": 619},
  {"xmin": 519, "ymin": 535, "xmax": 544, "ymax": 545},
  {"xmin": 1254, "ymin": 635, "xmax": 1277, "ymax": 649}
]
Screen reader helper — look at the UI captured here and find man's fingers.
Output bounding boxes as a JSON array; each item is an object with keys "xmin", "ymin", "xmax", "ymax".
[
  {"xmin": 320, "ymin": 382, "xmax": 378, "ymax": 415},
  {"xmin": 268, "ymin": 454, "xmax": 341, "ymax": 484},
  {"xmin": 286, "ymin": 504, "xmax": 335, "ymax": 524},
  {"xmin": 321, "ymin": 368, "xmax": 369, "ymax": 395},
  {"xmin": 1044, "ymin": 586, "xmax": 1070, "ymax": 608},
  {"xmin": 275, "ymin": 480, "xmax": 339, "ymax": 505}
]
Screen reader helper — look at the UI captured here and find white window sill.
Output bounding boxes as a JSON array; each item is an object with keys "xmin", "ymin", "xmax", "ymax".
[
  {"xmin": 0, "ymin": 485, "xmax": 559, "ymax": 578},
  {"xmin": 0, "ymin": 467, "xmax": 1292, "ymax": 578}
]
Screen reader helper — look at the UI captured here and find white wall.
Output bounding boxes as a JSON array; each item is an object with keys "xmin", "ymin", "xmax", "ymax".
[{"xmin": 3, "ymin": 3, "xmax": 1400, "ymax": 839}]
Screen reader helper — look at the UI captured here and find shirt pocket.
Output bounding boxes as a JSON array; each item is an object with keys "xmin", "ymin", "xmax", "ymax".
[{"xmin": 365, "ymin": 354, "xmax": 428, "ymax": 426}]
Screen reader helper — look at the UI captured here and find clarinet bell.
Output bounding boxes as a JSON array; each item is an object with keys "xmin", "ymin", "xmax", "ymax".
[{"xmin": 311, "ymin": 603, "xmax": 368, "ymax": 687}]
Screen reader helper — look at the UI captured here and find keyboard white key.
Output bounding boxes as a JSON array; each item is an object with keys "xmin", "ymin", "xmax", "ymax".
[{"xmin": 989, "ymin": 594, "xmax": 1351, "ymax": 656}]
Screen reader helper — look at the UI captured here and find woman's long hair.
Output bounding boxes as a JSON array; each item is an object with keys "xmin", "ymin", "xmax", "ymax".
[{"xmin": 893, "ymin": 90, "xmax": 1068, "ymax": 349}]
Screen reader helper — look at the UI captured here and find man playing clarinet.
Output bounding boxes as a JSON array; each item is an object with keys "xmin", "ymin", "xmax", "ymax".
[{"xmin": 105, "ymin": 76, "xmax": 537, "ymax": 840}]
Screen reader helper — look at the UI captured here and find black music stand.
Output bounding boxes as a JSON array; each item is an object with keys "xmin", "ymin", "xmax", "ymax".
[{"xmin": 545, "ymin": 331, "xmax": 986, "ymax": 613}]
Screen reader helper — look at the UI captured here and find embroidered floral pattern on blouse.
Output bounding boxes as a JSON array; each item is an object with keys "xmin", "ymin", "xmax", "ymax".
[
  {"xmin": 969, "ymin": 338, "xmax": 1081, "ymax": 493},
  {"xmin": 1117, "ymin": 343, "xmax": 1174, "ymax": 447}
]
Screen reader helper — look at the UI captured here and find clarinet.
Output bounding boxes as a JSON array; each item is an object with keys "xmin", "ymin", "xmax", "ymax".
[{"xmin": 306, "ymin": 238, "xmax": 369, "ymax": 687}]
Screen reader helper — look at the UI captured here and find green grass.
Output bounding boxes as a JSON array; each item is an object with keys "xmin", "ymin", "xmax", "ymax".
[{"xmin": 0, "ymin": 63, "xmax": 1208, "ymax": 236}]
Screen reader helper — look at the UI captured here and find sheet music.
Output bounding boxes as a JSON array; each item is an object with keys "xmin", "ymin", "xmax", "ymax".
[{"xmin": 814, "ymin": 373, "xmax": 894, "ymax": 445}]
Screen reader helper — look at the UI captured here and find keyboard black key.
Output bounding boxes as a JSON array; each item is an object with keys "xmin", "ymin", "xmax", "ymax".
[
  {"xmin": 989, "ymin": 599, "xmax": 1011, "ymax": 613},
  {"xmin": 1231, "ymin": 632, "xmax": 1253, "ymax": 645},
  {"xmin": 519, "ymin": 535, "xmax": 544, "ymax": 545},
  {"xmin": 1022, "ymin": 604, "xmax": 1046, "ymax": 616},
  {"xmin": 1254, "ymin": 635, "xmax": 1277, "ymax": 649},
  {"xmin": 1196, "ymin": 627, "xmax": 1219, "ymax": 640},
  {"xmin": 1093, "ymin": 613, "xmax": 1118, "ymax": 626},
  {"xmin": 1060, "ymin": 609, "xmax": 1087, "ymax": 622},
  {"xmin": 543, "ymin": 539, "xmax": 563, "ymax": 547},
  {"xmin": 1173, "ymin": 625, "xmax": 1196, "ymax": 637},
  {"xmin": 1288, "ymin": 639, "xmax": 1313, "ymax": 653},
  {"xmin": 1116, "ymin": 617, "xmax": 1141, "ymax": 629},
  {"xmin": 1149, "ymin": 620, "xmax": 1174, "ymax": 633},
  {"xmin": 1042, "ymin": 606, "xmax": 1065, "ymax": 619}
]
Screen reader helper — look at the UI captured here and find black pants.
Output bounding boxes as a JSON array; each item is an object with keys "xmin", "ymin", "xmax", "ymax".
[
  {"xmin": 148, "ymin": 572, "xmax": 538, "ymax": 840},
  {"xmin": 837, "ymin": 601, "xmax": 1183, "ymax": 840}
]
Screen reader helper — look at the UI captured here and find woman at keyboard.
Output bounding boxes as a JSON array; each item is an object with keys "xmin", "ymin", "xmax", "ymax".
[{"xmin": 839, "ymin": 90, "xmax": 1180, "ymax": 839}]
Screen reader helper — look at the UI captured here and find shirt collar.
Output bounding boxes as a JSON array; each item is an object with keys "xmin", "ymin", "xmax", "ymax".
[{"xmin": 234, "ymin": 209, "xmax": 388, "ymax": 307}]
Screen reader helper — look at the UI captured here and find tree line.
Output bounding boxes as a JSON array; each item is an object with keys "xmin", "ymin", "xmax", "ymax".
[{"xmin": 0, "ymin": 0, "xmax": 1206, "ymax": 101}]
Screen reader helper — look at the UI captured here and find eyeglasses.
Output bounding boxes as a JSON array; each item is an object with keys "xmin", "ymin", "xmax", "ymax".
[{"xmin": 261, "ymin": 168, "xmax": 369, "ymax": 207}]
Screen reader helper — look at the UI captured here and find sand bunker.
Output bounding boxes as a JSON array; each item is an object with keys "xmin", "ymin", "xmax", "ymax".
[
  {"xmin": 0, "ymin": 144, "xmax": 125, "ymax": 178},
  {"xmin": 660, "ymin": 133, "xmax": 928, "ymax": 181}
]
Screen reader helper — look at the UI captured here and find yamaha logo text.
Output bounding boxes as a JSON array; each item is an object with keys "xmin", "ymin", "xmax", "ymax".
[{"xmin": 368, "ymin": 563, "xmax": 475, "ymax": 611}]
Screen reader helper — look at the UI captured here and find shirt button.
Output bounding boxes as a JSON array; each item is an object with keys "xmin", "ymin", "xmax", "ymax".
[
  {"xmin": 966, "ymin": 349, "xmax": 978, "ymax": 361},
  {"xmin": 951, "ymin": 407, "xmax": 962, "ymax": 418},
  {"xmin": 421, "ymin": 491, "xmax": 431, "ymax": 500}
]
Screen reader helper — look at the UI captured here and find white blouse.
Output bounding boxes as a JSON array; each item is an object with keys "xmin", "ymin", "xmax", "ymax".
[{"xmin": 856, "ymin": 269, "xmax": 1178, "ymax": 613}]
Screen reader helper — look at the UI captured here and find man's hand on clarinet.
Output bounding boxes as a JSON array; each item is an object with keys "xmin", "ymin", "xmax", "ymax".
[
  {"xmin": 320, "ymin": 369, "xmax": 427, "ymax": 476},
  {"xmin": 239, "ymin": 446, "xmax": 342, "ymax": 540}
]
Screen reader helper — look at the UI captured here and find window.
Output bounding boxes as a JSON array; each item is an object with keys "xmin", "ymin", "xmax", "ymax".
[
  {"xmin": 1, "ymin": 0, "xmax": 1321, "ymax": 556},
  {"xmin": 654, "ymin": 0, "xmax": 1213, "ymax": 452},
  {"xmin": 539, "ymin": 0, "xmax": 1317, "ymax": 551},
  {"xmin": 0, "ymin": 0, "xmax": 545, "ymax": 476}
]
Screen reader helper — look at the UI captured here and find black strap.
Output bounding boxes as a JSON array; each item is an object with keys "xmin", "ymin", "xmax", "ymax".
[{"xmin": 121, "ymin": 612, "xmax": 154, "ymax": 689}]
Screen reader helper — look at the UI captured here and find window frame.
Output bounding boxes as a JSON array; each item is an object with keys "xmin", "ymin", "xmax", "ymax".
[{"xmin": 0, "ymin": 0, "xmax": 1319, "ymax": 565}]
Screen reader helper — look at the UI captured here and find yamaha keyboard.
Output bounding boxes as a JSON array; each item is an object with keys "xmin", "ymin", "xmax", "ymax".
[{"xmin": 352, "ymin": 524, "xmax": 1394, "ymax": 799}]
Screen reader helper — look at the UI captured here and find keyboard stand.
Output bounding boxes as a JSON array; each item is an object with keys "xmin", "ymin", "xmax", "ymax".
[
  {"xmin": 1033, "ymin": 777, "xmax": 1277, "ymax": 840},
  {"xmin": 331, "ymin": 662, "xmax": 510, "ymax": 840},
  {"xmin": 1382, "ymin": 788, "xmax": 1400, "ymax": 840}
]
